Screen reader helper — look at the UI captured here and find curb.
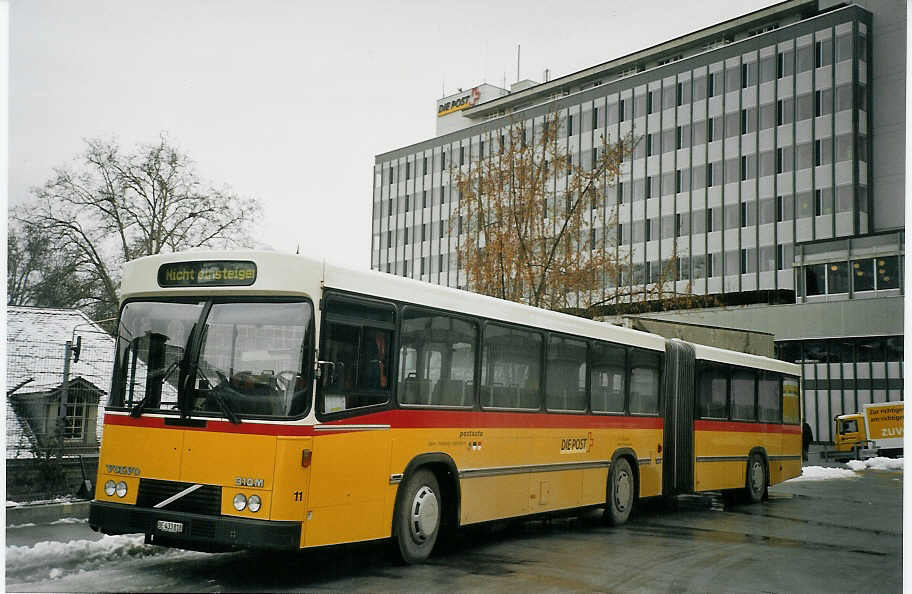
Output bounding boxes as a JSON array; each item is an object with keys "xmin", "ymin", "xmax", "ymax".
[{"xmin": 6, "ymin": 501, "xmax": 91, "ymax": 526}]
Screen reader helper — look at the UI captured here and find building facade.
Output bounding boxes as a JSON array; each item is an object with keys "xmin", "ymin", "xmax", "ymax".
[{"xmin": 371, "ymin": 0, "xmax": 904, "ymax": 443}]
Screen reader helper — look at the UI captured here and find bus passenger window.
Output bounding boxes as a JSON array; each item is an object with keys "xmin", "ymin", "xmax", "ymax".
[
  {"xmin": 397, "ymin": 309, "xmax": 477, "ymax": 407},
  {"xmin": 591, "ymin": 343, "xmax": 626, "ymax": 413},
  {"xmin": 482, "ymin": 324, "xmax": 542, "ymax": 409},
  {"xmin": 782, "ymin": 376, "xmax": 800, "ymax": 424},
  {"xmin": 629, "ymin": 349, "xmax": 660, "ymax": 414},
  {"xmin": 546, "ymin": 336, "xmax": 587, "ymax": 412},
  {"xmin": 757, "ymin": 372, "xmax": 781, "ymax": 422},
  {"xmin": 319, "ymin": 300, "xmax": 394, "ymax": 415},
  {"xmin": 731, "ymin": 369, "xmax": 756, "ymax": 421},
  {"xmin": 698, "ymin": 367, "xmax": 728, "ymax": 418}
]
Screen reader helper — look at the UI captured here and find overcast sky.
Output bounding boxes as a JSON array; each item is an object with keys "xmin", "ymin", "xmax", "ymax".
[{"xmin": 10, "ymin": 0, "xmax": 779, "ymax": 269}]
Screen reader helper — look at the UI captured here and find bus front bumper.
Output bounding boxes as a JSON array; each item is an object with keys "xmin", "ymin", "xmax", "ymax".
[{"xmin": 89, "ymin": 501, "xmax": 301, "ymax": 552}]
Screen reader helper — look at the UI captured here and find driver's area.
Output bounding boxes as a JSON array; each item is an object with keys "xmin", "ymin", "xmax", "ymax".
[{"xmin": 191, "ymin": 300, "xmax": 313, "ymax": 418}]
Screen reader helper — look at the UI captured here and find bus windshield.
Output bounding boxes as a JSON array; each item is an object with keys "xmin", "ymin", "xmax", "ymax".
[{"xmin": 111, "ymin": 299, "xmax": 314, "ymax": 419}]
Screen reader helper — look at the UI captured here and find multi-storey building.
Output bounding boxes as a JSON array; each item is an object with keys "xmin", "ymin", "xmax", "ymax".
[{"xmin": 370, "ymin": 0, "xmax": 904, "ymax": 443}]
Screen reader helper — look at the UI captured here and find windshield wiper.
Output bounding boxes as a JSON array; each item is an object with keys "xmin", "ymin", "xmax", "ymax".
[{"xmin": 209, "ymin": 386, "xmax": 242, "ymax": 425}]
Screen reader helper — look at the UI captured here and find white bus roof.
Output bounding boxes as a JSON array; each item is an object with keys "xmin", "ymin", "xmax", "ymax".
[
  {"xmin": 120, "ymin": 250, "xmax": 666, "ymax": 352},
  {"xmin": 688, "ymin": 340, "xmax": 800, "ymax": 376}
]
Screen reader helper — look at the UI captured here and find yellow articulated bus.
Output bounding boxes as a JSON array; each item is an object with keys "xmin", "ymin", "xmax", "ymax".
[{"xmin": 89, "ymin": 251, "xmax": 802, "ymax": 563}]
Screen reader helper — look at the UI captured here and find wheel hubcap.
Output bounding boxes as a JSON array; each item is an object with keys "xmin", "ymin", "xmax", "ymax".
[
  {"xmin": 614, "ymin": 470, "xmax": 632, "ymax": 512},
  {"xmin": 750, "ymin": 461, "xmax": 764, "ymax": 493},
  {"xmin": 409, "ymin": 485, "xmax": 439, "ymax": 543}
]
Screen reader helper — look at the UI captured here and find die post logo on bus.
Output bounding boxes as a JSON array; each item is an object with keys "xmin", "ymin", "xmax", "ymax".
[{"xmin": 561, "ymin": 432, "xmax": 594, "ymax": 454}]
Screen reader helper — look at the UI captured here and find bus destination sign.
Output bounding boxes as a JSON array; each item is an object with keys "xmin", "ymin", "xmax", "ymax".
[{"xmin": 158, "ymin": 260, "xmax": 257, "ymax": 287}]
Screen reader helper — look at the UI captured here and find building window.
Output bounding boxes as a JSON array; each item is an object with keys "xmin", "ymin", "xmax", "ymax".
[
  {"xmin": 423, "ymin": 157, "xmax": 428, "ymax": 175},
  {"xmin": 568, "ymin": 114, "xmax": 574, "ymax": 136},
  {"xmin": 740, "ymin": 202, "xmax": 747, "ymax": 227},
  {"xmin": 877, "ymin": 256, "xmax": 900, "ymax": 289},
  {"xmin": 740, "ymin": 249, "xmax": 748, "ymax": 274},
  {"xmin": 592, "ymin": 107, "xmax": 599, "ymax": 130},
  {"xmin": 676, "ymin": 126, "xmax": 683, "ymax": 150},
  {"xmin": 814, "ymin": 189, "xmax": 823, "ymax": 216},
  {"xmin": 805, "ymin": 263, "xmax": 826, "ymax": 295},
  {"xmin": 420, "ymin": 257, "xmax": 426, "ymax": 275},
  {"xmin": 645, "ymin": 176, "xmax": 652, "ymax": 198},
  {"xmin": 828, "ymin": 262, "xmax": 849, "ymax": 294},
  {"xmin": 706, "ymin": 163, "xmax": 714, "ymax": 187},
  {"xmin": 776, "ymin": 148, "xmax": 783, "ymax": 174},
  {"xmin": 439, "ymin": 220, "xmax": 445, "ymax": 238},
  {"xmin": 441, "ymin": 152, "xmax": 446, "ymax": 171},
  {"xmin": 617, "ymin": 182, "xmax": 624, "ymax": 204},
  {"xmin": 422, "ymin": 190, "xmax": 428, "ymax": 208},
  {"xmin": 406, "ymin": 162, "xmax": 411, "ymax": 180},
  {"xmin": 439, "ymin": 254, "xmax": 444, "ymax": 270},
  {"xmin": 675, "ymin": 170, "xmax": 682, "ymax": 193},
  {"xmin": 814, "ymin": 140, "xmax": 822, "ymax": 166},
  {"xmin": 740, "ymin": 109, "xmax": 748, "ymax": 135},
  {"xmin": 63, "ymin": 394, "xmax": 89, "ymax": 440},
  {"xmin": 676, "ymin": 82, "xmax": 683, "ymax": 106},
  {"xmin": 706, "ymin": 253, "xmax": 714, "ymax": 276},
  {"xmin": 706, "ymin": 208, "xmax": 713, "ymax": 231},
  {"xmin": 404, "ymin": 228, "xmax": 409, "ymax": 245},
  {"xmin": 460, "ymin": 146, "xmax": 465, "ymax": 166},
  {"xmin": 707, "ymin": 72, "xmax": 718, "ymax": 97},
  {"xmin": 776, "ymin": 195, "xmax": 784, "ymax": 222},
  {"xmin": 815, "ymin": 40, "xmax": 823, "ymax": 68},
  {"xmin": 619, "ymin": 100, "xmax": 625, "ymax": 122},
  {"xmin": 388, "ymin": 166, "xmax": 394, "ymax": 185},
  {"xmin": 740, "ymin": 156, "xmax": 747, "ymax": 181},
  {"xmin": 776, "ymin": 245, "xmax": 784, "ymax": 270},
  {"xmin": 741, "ymin": 63, "xmax": 749, "ymax": 88}
]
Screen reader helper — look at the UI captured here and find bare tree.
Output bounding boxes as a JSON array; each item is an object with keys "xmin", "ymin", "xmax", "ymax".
[
  {"xmin": 453, "ymin": 113, "xmax": 635, "ymax": 311},
  {"xmin": 11, "ymin": 135, "xmax": 262, "ymax": 320}
]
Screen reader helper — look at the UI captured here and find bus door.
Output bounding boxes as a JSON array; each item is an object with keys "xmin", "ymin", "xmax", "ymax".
[
  {"xmin": 662, "ymin": 340, "xmax": 695, "ymax": 495},
  {"xmin": 307, "ymin": 295, "xmax": 395, "ymax": 546}
]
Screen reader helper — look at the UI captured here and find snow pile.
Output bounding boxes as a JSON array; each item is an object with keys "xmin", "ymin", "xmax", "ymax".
[
  {"xmin": 787, "ymin": 465, "xmax": 859, "ymax": 481},
  {"xmin": 846, "ymin": 457, "xmax": 904, "ymax": 471},
  {"xmin": 6, "ymin": 501, "xmax": 20, "ymax": 508},
  {"xmin": 50, "ymin": 517, "xmax": 89, "ymax": 525},
  {"xmin": 6, "ymin": 535, "xmax": 158, "ymax": 572}
]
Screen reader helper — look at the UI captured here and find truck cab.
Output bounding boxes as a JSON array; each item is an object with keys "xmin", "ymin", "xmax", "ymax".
[{"xmin": 833, "ymin": 413, "xmax": 866, "ymax": 453}]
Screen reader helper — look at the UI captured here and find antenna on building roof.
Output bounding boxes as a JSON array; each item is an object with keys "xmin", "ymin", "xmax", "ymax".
[{"xmin": 516, "ymin": 44, "xmax": 521, "ymax": 83}]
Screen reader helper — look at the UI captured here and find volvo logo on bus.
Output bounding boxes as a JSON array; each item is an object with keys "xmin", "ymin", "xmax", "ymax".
[
  {"xmin": 235, "ymin": 477, "xmax": 265, "ymax": 488},
  {"xmin": 106, "ymin": 464, "xmax": 141, "ymax": 476}
]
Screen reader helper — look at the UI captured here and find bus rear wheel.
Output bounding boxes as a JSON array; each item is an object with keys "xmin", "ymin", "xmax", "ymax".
[
  {"xmin": 605, "ymin": 457, "xmax": 634, "ymax": 526},
  {"xmin": 395, "ymin": 469, "xmax": 441, "ymax": 564},
  {"xmin": 745, "ymin": 454, "xmax": 767, "ymax": 503}
]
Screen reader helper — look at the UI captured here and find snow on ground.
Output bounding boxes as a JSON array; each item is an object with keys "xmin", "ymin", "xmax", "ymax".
[
  {"xmin": 50, "ymin": 517, "xmax": 89, "ymax": 525},
  {"xmin": 6, "ymin": 534, "xmax": 206, "ymax": 578},
  {"xmin": 846, "ymin": 457, "xmax": 904, "ymax": 471},
  {"xmin": 787, "ymin": 466, "xmax": 859, "ymax": 481}
]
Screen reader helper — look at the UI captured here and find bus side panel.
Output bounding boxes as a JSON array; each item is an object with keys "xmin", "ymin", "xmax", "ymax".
[
  {"xmin": 304, "ymin": 430, "xmax": 392, "ymax": 547},
  {"xmin": 694, "ymin": 425, "xmax": 778, "ymax": 492},
  {"xmin": 270, "ymin": 437, "xmax": 312, "ymax": 545},
  {"xmin": 771, "ymin": 431, "xmax": 802, "ymax": 484}
]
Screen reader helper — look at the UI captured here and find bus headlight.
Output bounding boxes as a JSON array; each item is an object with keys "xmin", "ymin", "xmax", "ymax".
[
  {"xmin": 233, "ymin": 493, "xmax": 247, "ymax": 511},
  {"xmin": 104, "ymin": 480, "xmax": 116, "ymax": 496},
  {"xmin": 247, "ymin": 494, "xmax": 262, "ymax": 513},
  {"xmin": 115, "ymin": 481, "xmax": 128, "ymax": 498}
]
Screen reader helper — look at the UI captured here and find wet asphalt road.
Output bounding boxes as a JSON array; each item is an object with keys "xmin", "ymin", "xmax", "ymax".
[{"xmin": 6, "ymin": 468, "xmax": 902, "ymax": 592}]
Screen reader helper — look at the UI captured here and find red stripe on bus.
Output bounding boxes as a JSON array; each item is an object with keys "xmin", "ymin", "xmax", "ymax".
[
  {"xmin": 104, "ymin": 409, "xmax": 663, "ymax": 435},
  {"xmin": 693, "ymin": 419, "xmax": 802, "ymax": 434}
]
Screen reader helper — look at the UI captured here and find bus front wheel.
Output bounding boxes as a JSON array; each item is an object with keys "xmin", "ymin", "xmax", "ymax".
[
  {"xmin": 745, "ymin": 454, "xmax": 767, "ymax": 503},
  {"xmin": 605, "ymin": 457, "xmax": 634, "ymax": 526},
  {"xmin": 395, "ymin": 469, "xmax": 441, "ymax": 564}
]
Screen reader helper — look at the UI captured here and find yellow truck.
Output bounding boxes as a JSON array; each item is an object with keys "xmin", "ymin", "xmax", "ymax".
[{"xmin": 832, "ymin": 401, "xmax": 904, "ymax": 460}]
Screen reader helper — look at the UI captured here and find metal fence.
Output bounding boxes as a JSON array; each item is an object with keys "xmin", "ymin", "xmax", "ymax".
[{"xmin": 7, "ymin": 332, "xmax": 114, "ymax": 460}]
